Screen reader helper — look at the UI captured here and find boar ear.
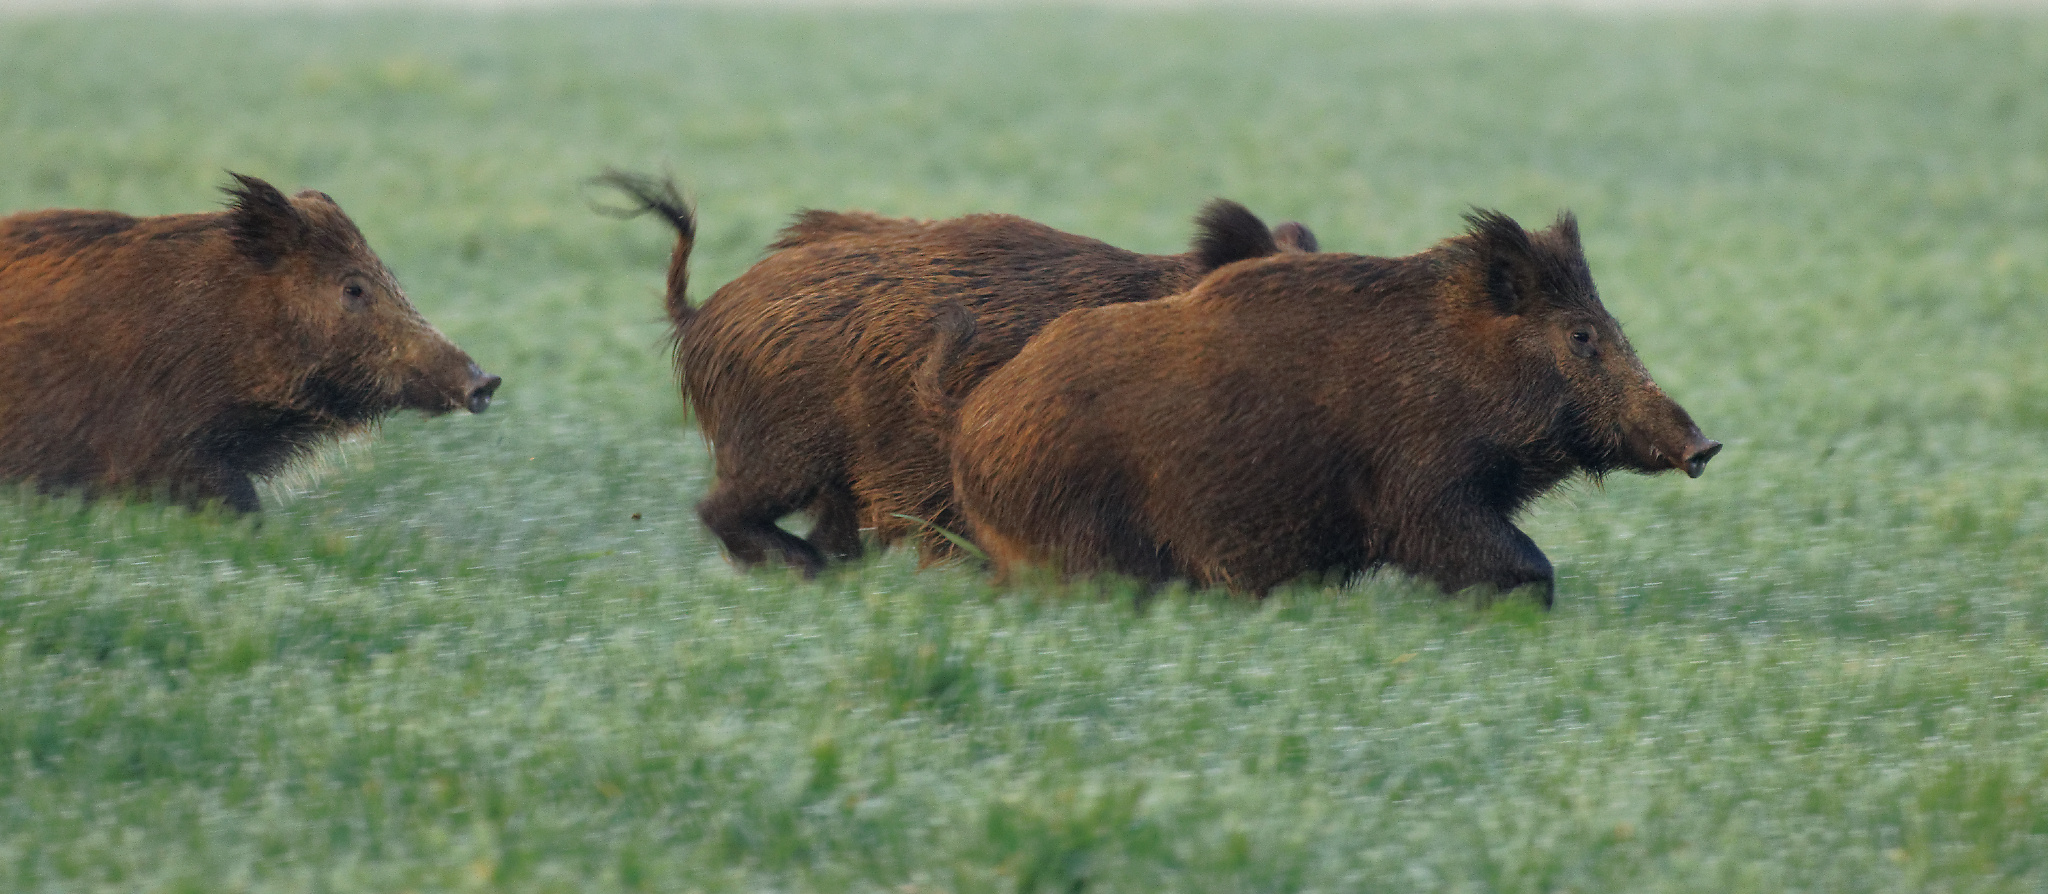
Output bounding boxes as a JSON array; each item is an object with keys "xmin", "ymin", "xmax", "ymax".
[
  {"xmin": 1273, "ymin": 221, "xmax": 1319, "ymax": 253},
  {"xmin": 1462, "ymin": 208, "xmax": 1539, "ymax": 316},
  {"xmin": 1192, "ymin": 199, "xmax": 1280, "ymax": 271},
  {"xmin": 223, "ymin": 173, "xmax": 309, "ymax": 269},
  {"xmin": 1551, "ymin": 211, "xmax": 1582, "ymax": 249}
]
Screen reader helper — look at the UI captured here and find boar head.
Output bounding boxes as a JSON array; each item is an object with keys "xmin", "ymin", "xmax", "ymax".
[
  {"xmin": 1459, "ymin": 209, "xmax": 1719, "ymax": 479},
  {"xmin": 223, "ymin": 173, "xmax": 500, "ymax": 426}
]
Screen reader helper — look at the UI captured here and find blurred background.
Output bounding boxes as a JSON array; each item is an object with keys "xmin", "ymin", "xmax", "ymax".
[{"xmin": 3, "ymin": 1, "xmax": 2046, "ymax": 891}]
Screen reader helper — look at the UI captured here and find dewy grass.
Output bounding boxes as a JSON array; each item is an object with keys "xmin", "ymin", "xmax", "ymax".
[
  {"xmin": 3, "ymin": 5, "xmax": 2048, "ymax": 892},
  {"xmin": 891, "ymin": 512, "xmax": 989, "ymax": 562}
]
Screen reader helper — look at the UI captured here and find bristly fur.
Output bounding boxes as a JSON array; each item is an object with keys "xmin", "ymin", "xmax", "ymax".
[
  {"xmin": 1461, "ymin": 208, "xmax": 1598, "ymax": 314},
  {"xmin": 912, "ymin": 300, "xmax": 977, "ymax": 422},
  {"xmin": 0, "ymin": 172, "xmax": 494, "ymax": 513},
  {"xmin": 947, "ymin": 210, "xmax": 1714, "ymax": 605},
  {"xmin": 769, "ymin": 208, "xmax": 913, "ymax": 252},
  {"xmin": 594, "ymin": 168, "xmax": 1321, "ymax": 576},
  {"xmin": 223, "ymin": 172, "xmax": 307, "ymax": 268}
]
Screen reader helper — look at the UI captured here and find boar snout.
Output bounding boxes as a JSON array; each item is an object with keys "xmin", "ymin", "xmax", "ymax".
[
  {"xmin": 464, "ymin": 362, "xmax": 502, "ymax": 414},
  {"xmin": 1615, "ymin": 380, "xmax": 1718, "ymax": 478},
  {"xmin": 1683, "ymin": 437, "xmax": 1722, "ymax": 479},
  {"xmin": 397, "ymin": 345, "xmax": 499, "ymax": 417}
]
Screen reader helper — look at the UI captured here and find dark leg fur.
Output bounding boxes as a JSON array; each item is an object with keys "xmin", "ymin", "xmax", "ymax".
[
  {"xmin": 697, "ymin": 481, "xmax": 827, "ymax": 577},
  {"xmin": 807, "ymin": 486, "xmax": 865, "ymax": 562},
  {"xmin": 217, "ymin": 472, "xmax": 262, "ymax": 514},
  {"xmin": 168, "ymin": 466, "xmax": 261, "ymax": 514},
  {"xmin": 1390, "ymin": 513, "xmax": 1555, "ymax": 608}
]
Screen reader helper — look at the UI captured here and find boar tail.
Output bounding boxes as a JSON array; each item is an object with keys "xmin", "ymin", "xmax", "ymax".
[
  {"xmin": 1191, "ymin": 199, "xmax": 1280, "ymax": 272},
  {"xmin": 592, "ymin": 169, "xmax": 698, "ymax": 330},
  {"xmin": 914, "ymin": 300, "xmax": 978, "ymax": 430}
]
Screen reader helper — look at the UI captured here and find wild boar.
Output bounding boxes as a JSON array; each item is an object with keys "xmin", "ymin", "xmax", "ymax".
[
  {"xmin": 0, "ymin": 173, "xmax": 501, "ymax": 512},
  {"xmin": 941, "ymin": 210, "xmax": 1720, "ymax": 604},
  {"xmin": 596, "ymin": 171, "xmax": 1316, "ymax": 574}
]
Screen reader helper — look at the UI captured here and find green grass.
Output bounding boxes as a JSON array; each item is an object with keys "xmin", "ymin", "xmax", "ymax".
[{"xmin": 4, "ymin": 3, "xmax": 2048, "ymax": 891}]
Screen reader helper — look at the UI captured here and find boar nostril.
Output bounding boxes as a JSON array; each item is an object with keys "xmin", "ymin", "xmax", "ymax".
[
  {"xmin": 466, "ymin": 374, "xmax": 502, "ymax": 414},
  {"xmin": 1683, "ymin": 440, "xmax": 1723, "ymax": 478}
]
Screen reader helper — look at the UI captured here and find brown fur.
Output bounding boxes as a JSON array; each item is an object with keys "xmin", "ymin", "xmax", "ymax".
[
  {"xmin": 0, "ymin": 173, "xmax": 501, "ymax": 512},
  {"xmin": 598, "ymin": 170, "xmax": 1317, "ymax": 575},
  {"xmin": 943, "ymin": 210, "xmax": 1721, "ymax": 604}
]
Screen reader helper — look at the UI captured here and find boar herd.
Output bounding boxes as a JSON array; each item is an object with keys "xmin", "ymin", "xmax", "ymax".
[{"xmin": 0, "ymin": 171, "xmax": 1718, "ymax": 604}]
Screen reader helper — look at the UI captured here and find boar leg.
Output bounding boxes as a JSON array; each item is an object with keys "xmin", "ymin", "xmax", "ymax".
[
  {"xmin": 217, "ymin": 472, "xmax": 262, "ymax": 514},
  {"xmin": 1390, "ymin": 512, "xmax": 1555, "ymax": 607},
  {"xmin": 806, "ymin": 485, "xmax": 865, "ymax": 562},
  {"xmin": 173, "ymin": 466, "xmax": 261, "ymax": 514},
  {"xmin": 696, "ymin": 481, "xmax": 827, "ymax": 576}
]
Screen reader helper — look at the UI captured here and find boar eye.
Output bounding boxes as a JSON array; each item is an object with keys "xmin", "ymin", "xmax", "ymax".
[
  {"xmin": 1568, "ymin": 327, "xmax": 1598, "ymax": 358},
  {"xmin": 341, "ymin": 282, "xmax": 369, "ymax": 310}
]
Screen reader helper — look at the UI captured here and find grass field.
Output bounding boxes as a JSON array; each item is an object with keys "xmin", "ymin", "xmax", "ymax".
[{"xmin": 4, "ymin": 3, "xmax": 2048, "ymax": 891}]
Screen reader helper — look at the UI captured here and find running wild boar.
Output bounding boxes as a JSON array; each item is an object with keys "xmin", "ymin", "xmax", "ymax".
[
  {"xmin": 0, "ymin": 173, "xmax": 501, "ymax": 512},
  {"xmin": 597, "ymin": 171, "xmax": 1315, "ymax": 575},
  {"xmin": 940, "ymin": 210, "xmax": 1719, "ymax": 604}
]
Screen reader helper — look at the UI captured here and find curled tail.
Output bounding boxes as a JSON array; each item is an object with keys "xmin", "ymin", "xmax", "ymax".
[
  {"xmin": 593, "ymin": 169, "xmax": 697, "ymax": 333},
  {"xmin": 913, "ymin": 300, "xmax": 979, "ymax": 430}
]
